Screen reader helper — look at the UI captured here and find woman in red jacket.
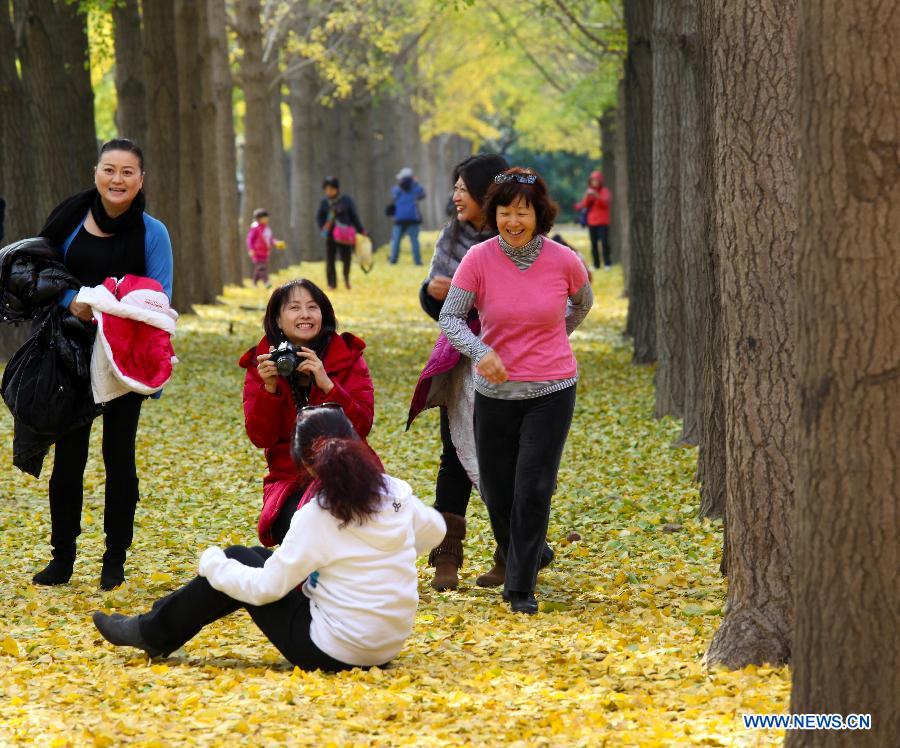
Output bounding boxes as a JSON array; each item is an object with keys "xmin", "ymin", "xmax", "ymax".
[
  {"xmin": 574, "ymin": 170, "xmax": 612, "ymax": 270},
  {"xmin": 240, "ymin": 279, "xmax": 378, "ymax": 546}
]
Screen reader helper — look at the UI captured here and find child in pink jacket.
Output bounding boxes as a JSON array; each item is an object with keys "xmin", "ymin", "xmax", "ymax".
[{"xmin": 246, "ymin": 209, "xmax": 283, "ymax": 287}]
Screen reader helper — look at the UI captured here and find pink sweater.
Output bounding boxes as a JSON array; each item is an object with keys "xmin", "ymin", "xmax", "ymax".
[{"xmin": 452, "ymin": 236, "xmax": 588, "ymax": 381}]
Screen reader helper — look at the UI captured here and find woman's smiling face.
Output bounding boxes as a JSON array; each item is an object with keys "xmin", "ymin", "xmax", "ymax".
[
  {"xmin": 278, "ymin": 286, "xmax": 322, "ymax": 346},
  {"xmin": 496, "ymin": 196, "xmax": 537, "ymax": 248},
  {"xmin": 94, "ymin": 150, "xmax": 144, "ymax": 216},
  {"xmin": 453, "ymin": 177, "xmax": 483, "ymax": 225}
]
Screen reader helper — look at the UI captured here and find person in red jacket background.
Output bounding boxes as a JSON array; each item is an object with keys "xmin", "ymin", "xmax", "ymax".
[
  {"xmin": 239, "ymin": 278, "xmax": 379, "ymax": 546},
  {"xmin": 574, "ymin": 170, "xmax": 612, "ymax": 270}
]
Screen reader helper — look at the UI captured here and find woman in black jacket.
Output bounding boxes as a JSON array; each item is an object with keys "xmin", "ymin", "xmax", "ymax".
[{"xmin": 315, "ymin": 176, "xmax": 365, "ymax": 291}]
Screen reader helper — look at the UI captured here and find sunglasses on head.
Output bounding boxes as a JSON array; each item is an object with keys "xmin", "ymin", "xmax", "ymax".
[
  {"xmin": 494, "ymin": 173, "xmax": 537, "ymax": 185},
  {"xmin": 299, "ymin": 402, "xmax": 343, "ymax": 413}
]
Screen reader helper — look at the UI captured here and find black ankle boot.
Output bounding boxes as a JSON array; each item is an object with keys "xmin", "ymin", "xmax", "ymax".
[
  {"xmin": 100, "ymin": 562, "xmax": 125, "ymax": 591},
  {"xmin": 100, "ymin": 551, "xmax": 126, "ymax": 591},
  {"xmin": 506, "ymin": 591, "xmax": 538, "ymax": 615},
  {"xmin": 33, "ymin": 557, "xmax": 74, "ymax": 586},
  {"xmin": 92, "ymin": 612, "xmax": 163, "ymax": 657}
]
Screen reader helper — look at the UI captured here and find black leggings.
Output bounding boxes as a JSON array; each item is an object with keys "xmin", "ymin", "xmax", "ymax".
[
  {"xmin": 138, "ymin": 545, "xmax": 355, "ymax": 671},
  {"xmin": 474, "ymin": 387, "xmax": 576, "ymax": 592},
  {"xmin": 47, "ymin": 391, "xmax": 144, "ymax": 560},
  {"xmin": 588, "ymin": 224, "xmax": 611, "ymax": 268},
  {"xmin": 325, "ymin": 236, "xmax": 352, "ymax": 288},
  {"xmin": 432, "ymin": 407, "xmax": 474, "ymax": 516}
]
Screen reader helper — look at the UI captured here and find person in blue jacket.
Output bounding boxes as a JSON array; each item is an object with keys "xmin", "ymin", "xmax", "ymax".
[
  {"xmin": 34, "ymin": 138, "xmax": 174, "ymax": 591},
  {"xmin": 389, "ymin": 167, "xmax": 426, "ymax": 266}
]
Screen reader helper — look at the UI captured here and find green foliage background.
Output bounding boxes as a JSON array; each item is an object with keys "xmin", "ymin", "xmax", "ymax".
[{"xmin": 0, "ymin": 234, "xmax": 789, "ymax": 745}]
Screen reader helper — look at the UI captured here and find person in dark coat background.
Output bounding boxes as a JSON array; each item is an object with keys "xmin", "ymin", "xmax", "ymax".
[{"xmin": 315, "ymin": 177, "xmax": 365, "ymax": 291}]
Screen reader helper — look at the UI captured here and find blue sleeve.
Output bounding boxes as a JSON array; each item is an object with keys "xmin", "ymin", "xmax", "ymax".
[
  {"xmin": 416, "ymin": 184, "xmax": 426, "ymax": 200},
  {"xmin": 392, "ymin": 186, "xmax": 400, "ymax": 201},
  {"xmin": 56, "ymin": 222, "xmax": 84, "ymax": 310},
  {"xmin": 143, "ymin": 214, "xmax": 174, "ymax": 299},
  {"xmin": 316, "ymin": 199, "xmax": 328, "ymax": 229}
]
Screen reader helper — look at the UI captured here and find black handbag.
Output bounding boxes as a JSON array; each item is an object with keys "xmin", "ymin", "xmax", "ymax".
[{"xmin": 385, "ymin": 203, "xmax": 396, "ymax": 217}]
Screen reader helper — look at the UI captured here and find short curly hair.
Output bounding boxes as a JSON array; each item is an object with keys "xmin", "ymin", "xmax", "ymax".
[{"xmin": 483, "ymin": 167, "xmax": 558, "ymax": 237}]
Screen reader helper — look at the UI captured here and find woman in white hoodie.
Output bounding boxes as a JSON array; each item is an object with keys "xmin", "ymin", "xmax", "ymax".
[{"xmin": 92, "ymin": 404, "xmax": 446, "ymax": 670}]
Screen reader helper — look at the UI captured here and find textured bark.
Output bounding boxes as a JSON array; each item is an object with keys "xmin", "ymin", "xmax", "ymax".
[
  {"xmin": 201, "ymin": 0, "xmax": 240, "ymax": 287},
  {"xmin": 236, "ymin": 0, "xmax": 274, "ymax": 240},
  {"xmin": 623, "ymin": 0, "xmax": 655, "ymax": 362},
  {"xmin": 0, "ymin": 0, "xmax": 38, "ymax": 242},
  {"xmin": 694, "ymin": 0, "xmax": 724, "ymax": 518},
  {"xmin": 787, "ymin": 2, "xmax": 900, "ymax": 744},
  {"xmin": 287, "ymin": 68, "xmax": 320, "ymax": 261},
  {"xmin": 142, "ymin": 0, "xmax": 181, "ymax": 305},
  {"xmin": 15, "ymin": 0, "xmax": 96, "ymax": 215},
  {"xmin": 174, "ymin": 0, "xmax": 204, "ymax": 304},
  {"xmin": 706, "ymin": 0, "xmax": 797, "ymax": 669},
  {"xmin": 600, "ymin": 109, "xmax": 618, "ymax": 264},
  {"xmin": 612, "ymin": 79, "xmax": 630, "ymax": 294},
  {"xmin": 111, "ymin": 0, "xmax": 147, "ymax": 146},
  {"xmin": 265, "ymin": 74, "xmax": 290, "ymax": 274},
  {"xmin": 651, "ymin": 0, "xmax": 685, "ymax": 418},
  {"xmin": 676, "ymin": 0, "xmax": 702, "ymax": 446}
]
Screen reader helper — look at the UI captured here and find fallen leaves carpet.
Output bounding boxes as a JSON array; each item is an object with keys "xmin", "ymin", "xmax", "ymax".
[{"xmin": 0, "ymin": 235, "xmax": 789, "ymax": 746}]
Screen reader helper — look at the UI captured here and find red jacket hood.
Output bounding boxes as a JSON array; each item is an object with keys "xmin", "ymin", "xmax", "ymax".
[{"xmin": 239, "ymin": 331, "xmax": 367, "ymax": 372}]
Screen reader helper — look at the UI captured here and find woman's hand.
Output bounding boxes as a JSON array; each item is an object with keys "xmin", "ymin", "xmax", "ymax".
[
  {"xmin": 427, "ymin": 275, "xmax": 452, "ymax": 301},
  {"xmin": 256, "ymin": 351, "xmax": 280, "ymax": 394},
  {"xmin": 476, "ymin": 350, "xmax": 508, "ymax": 384},
  {"xmin": 68, "ymin": 298, "xmax": 93, "ymax": 322},
  {"xmin": 297, "ymin": 347, "xmax": 334, "ymax": 393}
]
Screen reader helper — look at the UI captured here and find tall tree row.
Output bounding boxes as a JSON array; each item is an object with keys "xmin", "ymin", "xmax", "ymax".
[
  {"xmin": 788, "ymin": 1, "xmax": 899, "ymax": 743},
  {"xmin": 623, "ymin": 0, "xmax": 655, "ymax": 362}
]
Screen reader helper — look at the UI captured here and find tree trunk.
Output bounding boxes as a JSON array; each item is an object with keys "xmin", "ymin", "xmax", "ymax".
[
  {"xmin": 706, "ymin": 0, "xmax": 797, "ymax": 669},
  {"xmin": 143, "ymin": 0, "xmax": 182, "ymax": 306},
  {"xmin": 0, "ymin": 0, "xmax": 38, "ymax": 242},
  {"xmin": 612, "ymin": 79, "xmax": 630, "ymax": 295},
  {"xmin": 15, "ymin": 0, "xmax": 96, "ymax": 216},
  {"xmin": 623, "ymin": 0, "xmax": 655, "ymax": 362},
  {"xmin": 173, "ymin": 0, "xmax": 205, "ymax": 304},
  {"xmin": 787, "ymin": 2, "xmax": 900, "ymax": 744},
  {"xmin": 111, "ymin": 0, "xmax": 148, "ymax": 145},
  {"xmin": 288, "ymin": 67, "xmax": 320, "ymax": 261},
  {"xmin": 600, "ymin": 109, "xmax": 618, "ymax": 264},
  {"xmin": 265, "ymin": 72, "xmax": 289, "ymax": 273},
  {"xmin": 201, "ymin": 0, "xmax": 240, "ymax": 287},
  {"xmin": 652, "ymin": 0, "xmax": 685, "ymax": 419},
  {"xmin": 694, "ymin": 0, "xmax": 725, "ymax": 519},
  {"xmin": 236, "ymin": 0, "xmax": 272, "ymax": 241}
]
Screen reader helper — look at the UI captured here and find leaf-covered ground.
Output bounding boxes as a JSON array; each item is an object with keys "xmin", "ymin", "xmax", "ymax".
[{"xmin": 0, "ymin": 233, "xmax": 789, "ymax": 746}]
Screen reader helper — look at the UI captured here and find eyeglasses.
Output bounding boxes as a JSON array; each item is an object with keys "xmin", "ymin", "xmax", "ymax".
[
  {"xmin": 494, "ymin": 173, "xmax": 537, "ymax": 185},
  {"xmin": 298, "ymin": 402, "xmax": 343, "ymax": 413}
]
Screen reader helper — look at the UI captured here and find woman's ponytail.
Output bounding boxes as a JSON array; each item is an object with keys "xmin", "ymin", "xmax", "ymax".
[
  {"xmin": 292, "ymin": 406, "xmax": 384, "ymax": 526},
  {"xmin": 306, "ymin": 438, "xmax": 384, "ymax": 526}
]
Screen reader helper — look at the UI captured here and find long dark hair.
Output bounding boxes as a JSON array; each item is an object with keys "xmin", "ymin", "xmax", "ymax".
[
  {"xmin": 263, "ymin": 278, "xmax": 337, "ymax": 358},
  {"xmin": 292, "ymin": 406, "xmax": 384, "ymax": 526},
  {"xmin": 449, "ymin": 153, "xmax": 509, "ymax": 246}
]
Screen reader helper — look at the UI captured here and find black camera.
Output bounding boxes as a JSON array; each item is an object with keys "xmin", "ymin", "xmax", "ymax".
[{"xmin": 272, "ymin": 340, "xmax": 299, "ymax": 377}]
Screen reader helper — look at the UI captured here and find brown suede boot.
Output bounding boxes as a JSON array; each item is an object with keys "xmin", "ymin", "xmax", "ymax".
[
  {"xmin": 428, "ymin": 513, "xmax": 466, "ymax": 591},
  {"xmin": 476, "ymin": 546, "xmax": 506, "ymax": 587}
]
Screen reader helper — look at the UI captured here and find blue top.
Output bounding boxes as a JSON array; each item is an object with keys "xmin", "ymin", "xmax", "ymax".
[
  {"xmin": 391, "ymin": 181, "xmax": 425, "ymax": 224},
  {"xmin": 57, "ymin": 212, "xmax": 174, "ymax": 309}
]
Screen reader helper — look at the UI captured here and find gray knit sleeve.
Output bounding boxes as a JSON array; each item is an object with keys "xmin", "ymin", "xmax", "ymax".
[
  {"xmin": 438, "ymin": 286, "xmax": 492, "ymax": 363},
  {"xmin": 565, "ymin": 282, "xmax": 594, "ymax": 335}
]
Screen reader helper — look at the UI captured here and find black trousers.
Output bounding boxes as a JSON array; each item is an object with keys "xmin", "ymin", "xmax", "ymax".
[
  {"xmin": 138, "ymin": 545, "xmax": 355, "ymax": 671},
  {"xmin": 588, "ymin": 224, "xmax": 611, "ymax": 268},
  {"xmin": 432, "ymin": 407, "xmax": 473, "ymax": 516},
  {"xmin": 325, "ymin": 237, "xmax": 352, "ymax": 288},
  {"xmin": 47, "ymin": 391, "xmax": 145, "ymax": 562},
  {"xmin": 474, "ymin": 386, "xmax": 576, "ymax": 592}
]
